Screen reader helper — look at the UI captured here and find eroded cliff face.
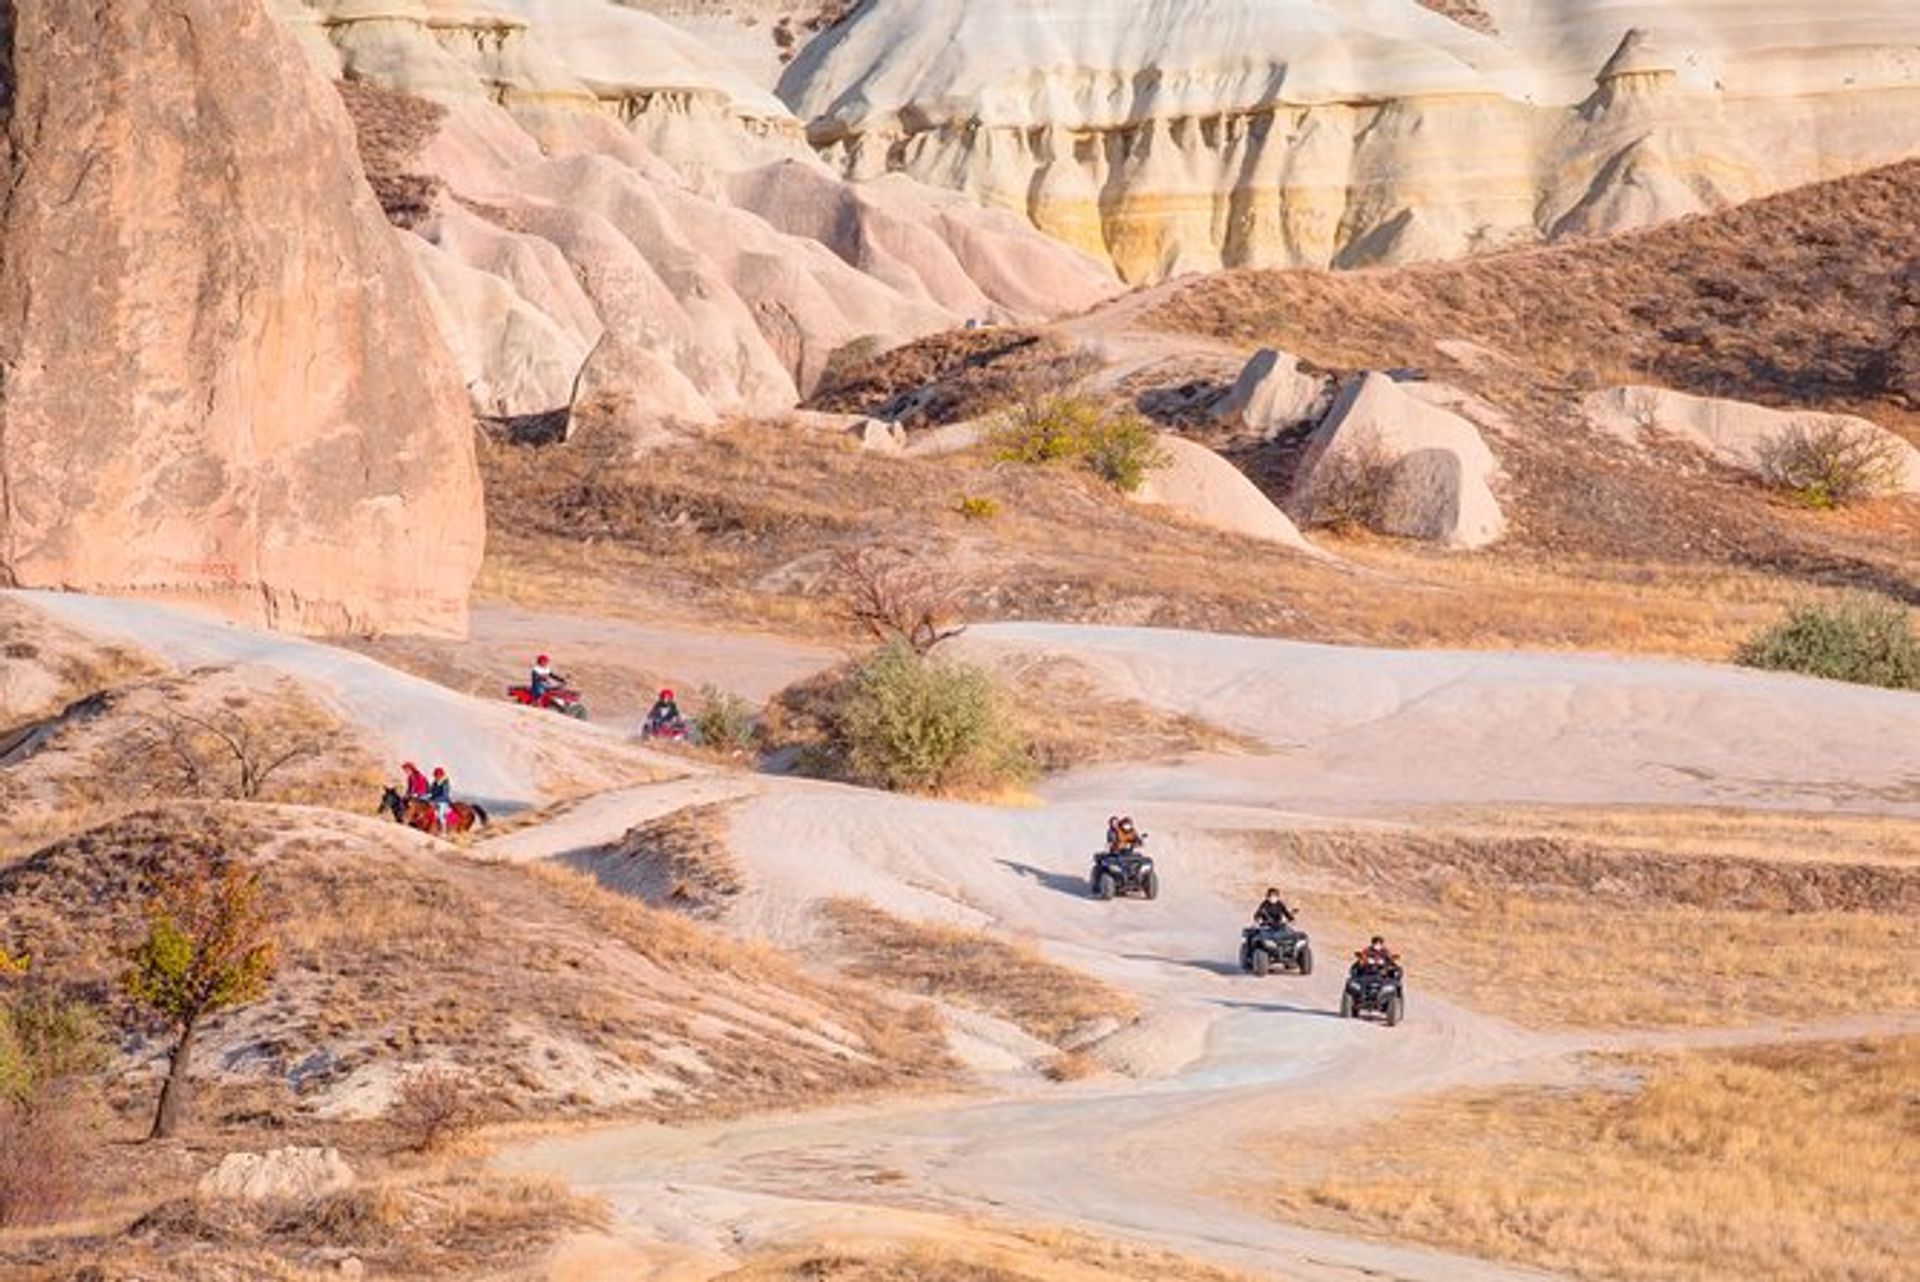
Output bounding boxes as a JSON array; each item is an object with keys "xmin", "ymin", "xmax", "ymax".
[
  {"xmin": 780, "ymin": 0, "xmax": 1920, "ymax": 281},
  {"xmin": 0, "ymin": 0, "xmax": 485, "ymax": 636}
]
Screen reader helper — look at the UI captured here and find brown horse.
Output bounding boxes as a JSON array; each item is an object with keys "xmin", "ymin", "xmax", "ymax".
[{"xmin": 379, "ymin": 787, "xmax": 489, "ymax": 836}]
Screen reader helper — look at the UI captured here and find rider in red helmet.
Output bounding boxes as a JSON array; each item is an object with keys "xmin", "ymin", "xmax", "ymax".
[
  {"xmin": 645, "ymin": 687, "xmax": 685, "ymax": 737},
  {"xmin": 427, "ymin": 767, "xmax": 453, "ymax": 830},
  {"xmin": 529, "ymin": 654, "xmax": 561, "ymax": 701},
  {"xmin": 401, "ymin": 761, "xmax": 429, "ymax": 800}
]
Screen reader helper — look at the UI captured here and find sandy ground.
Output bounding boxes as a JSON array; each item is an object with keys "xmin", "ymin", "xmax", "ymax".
[{"xmin": 14, "ymin": 588, "xmax": 1920, "ymax": 1279}]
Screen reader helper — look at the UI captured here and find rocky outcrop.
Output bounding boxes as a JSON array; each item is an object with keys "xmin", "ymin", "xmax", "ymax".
[
  {"xmin": 198, "ymin": 1147, "xmax": 356, "ymax": 1204},
  {"xmin": 1135, "ymin": 436, "xmax": 1318, "ymax": 554},
  {"xmin": 276, "ymin": 0, "xmax": 1118, "ymax": 431},
  {"xmin": 780, "ymin": 1, "xmax": 1920, "ymax": 281},
  {"xmin": 1294, "ymin": 374, "xmax": 1505, "ymax": 549},
  {"xmin": 1216, "ymin": 349, "xmax": 1331, "ymax": 438},
  {"xmin": 0, "ymin": 0, "xmax": 485, "ymax": 636},
  {"xmin": 1584, "ymin": 386, "xmax": 1920, "ymax": 494}
]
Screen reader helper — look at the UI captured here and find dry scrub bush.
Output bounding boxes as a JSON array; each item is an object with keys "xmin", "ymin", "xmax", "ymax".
[
  {"xmin": 0, "ymin": 1100, "xmax": 88, "ymax": 1227},
  {"xmin": 833, "ymin": 547, "xmax": 966, "ymax": 655},
  {"xmin": 989, "ymin": 394, "xmax": 1169, "ymax": 493},
  {"xmin": 1736, "ymin": 596, "xmax": 1920, "ymax": 690},
  {"xmin": 119, "ymin": 691, "xmax": 328, "ymax": 802},
  {"xmin": 693, "ymin": 685, "xmax": 759, "ymax": 754},
  {"xmin": 0, "ymin": 973, "xmax": 106, "ymax": 1227},
  {"xmin": 1756, "ymin": 418, "xmax": 1906, "ymax": 507},
  {"xmin": 836, "ymin": 644, "xmax": 1031, "ymax": 795},
  {"xmin": 1298, "ymin": 435, "xmax": 1399, "ymax": 532},
  {"xmin": 389, "ymin": 1066, "xmax": 484, "ymax": 1153}
]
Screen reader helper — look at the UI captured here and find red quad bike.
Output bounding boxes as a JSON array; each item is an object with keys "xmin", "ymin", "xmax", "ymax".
[
  {"xmin": 641, "ymin": 712, "xmax": 689, "ymax": 743},
  {"xmin": 507, "ymin": 683, "xmax": 588, "ymax": 720}
]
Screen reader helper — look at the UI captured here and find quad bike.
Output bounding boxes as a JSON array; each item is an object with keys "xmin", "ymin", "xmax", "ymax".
[
  {"xmin": 507, "ymin": 682, "xmax": 588, "ymax": 720},
  {"xmin": 1240, "ymin": 923, "xmax": 1313, "ymax": 976},
  {"xmin": 1340, "ymin": 963, "xmax": 1405, "ymax": 1026},
  {"xmin": 1090, "ymin": 847, "xmax": 1158, "ymax": 901},
  {"xmin": 641, "ymin": 712, "xmax": 689, "ymax": 742}
]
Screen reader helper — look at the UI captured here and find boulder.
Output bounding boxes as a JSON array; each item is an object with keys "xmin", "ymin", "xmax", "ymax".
[
  {"xmin": 0, "ymin": 0, "xmax": 485, "ymax": 636},
  {"xmin": 1215, "ymin": 348, "xmax": 1330, "ymax": 437},
  {"xmin": 851, "ymin": 419, "xmax": 908, "ymax": 454},
  {"xmin": 1295, "ymin": 373, "xmax": 1504, "ymax": 549},
  {"xmin": 198, "ymin": 1147, "xmax": 356, "ymax": 1204},
  {"xmin": 1583, "ymin": 386, "xmax": 1920, "ymax": 494},
  {"xmin": 1134, "ymin": 436, "xmax": 1319, "ymax": 554}
]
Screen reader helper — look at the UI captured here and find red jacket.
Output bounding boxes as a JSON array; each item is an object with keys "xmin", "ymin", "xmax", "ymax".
[{"xmin": 403, "ymin": 766, "xmax": 429, "ymax": 798}]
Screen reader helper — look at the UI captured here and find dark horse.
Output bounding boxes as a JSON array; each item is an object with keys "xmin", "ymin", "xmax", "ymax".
[{"xmin": 379, "ymin": 786, "xmax": 489, "ymax": 836}]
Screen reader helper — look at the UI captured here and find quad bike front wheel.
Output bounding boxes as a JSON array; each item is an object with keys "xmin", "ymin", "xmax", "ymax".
[
  {"xmin": 1385, "ymin": 994, "xmax": 1404, "ymax": 1027},
  {"xmin": 1339, "ymin": 991, "xmax": 1355, "ymax": 1019},
  {"xmin": 1296, "ymin": 944, "xmax": 1314, "ymax": 976},
  {"xmin": 1094, "ymin": 872, "xmax": 1116, "ymax": 901},
  {"xmin": 1143, "ymin": 870, "xmax": 1159, "ymax": 900},
  {"xmin": 565, "ymin": 703, "xmax": 588, "ymax": 720},
  {"xmin": 1249, "ymin": 948, "xmax": 1271, "ymax": 977}
]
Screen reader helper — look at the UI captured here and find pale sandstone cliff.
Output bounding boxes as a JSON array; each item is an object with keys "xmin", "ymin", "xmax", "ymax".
[
  {"xmin": 0, "ymin": 0, "xmax": 485, "ymax": 635},
  {"xmin": 780, "ymin": 0, "xmax": 1920, "ymax": 281}
]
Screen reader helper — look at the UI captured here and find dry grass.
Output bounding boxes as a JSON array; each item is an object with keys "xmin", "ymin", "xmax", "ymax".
[
  {"xmin": 1420, "ymin": 805, "xmax": 1920, "ymax": 868},
  {"xmin": 719, "ymin": 1219, "xmax": 1259, "ymax": 1282},
  {"xmin": 1251, "ymin": 1037, "xmax": 1920, "ymax": 1282},
  {"xmin": 819, "ymin": 899, "xmax": 1131, "ymax": 1045},
  {"xmin": 806, "ymin": 327, "xmax": 1095, "ymax": 428},
  {"xmin": 557, "ymin": 800, "xmax": 745, "ymax": 917},
  {"xmin": 1001, "ymin": 656, "xmax": 1258, "ymax": 772},
  {"xmin": 0, "ymin": 598, "xmax": 156, "ymax": 726},
  {"xmin": 6, "ymin": 1168, "xmax": 605, "ymax": 1281},
  {"xmin": 1247, "ymin": 825, "xmax": 1920, "ymax": 1027}
]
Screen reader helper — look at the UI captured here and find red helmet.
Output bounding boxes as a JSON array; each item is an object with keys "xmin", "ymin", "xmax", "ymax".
[
  {"xmin": 536, "ymin": 654, "xmax": 550, "ymax": 665},
  {"xmin": 659, "ymin": 688, "xmax": 675, "ymax": 701},
  {"xmin": 432, "ymin": 767, "xmax": 446, "ymax": 778},
  {"xmin": 403, "ymin": 761, "xmax": 416, "ymax": 771}
]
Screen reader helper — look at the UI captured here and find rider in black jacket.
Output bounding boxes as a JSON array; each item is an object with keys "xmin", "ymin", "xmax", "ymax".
[{"xmin": 1252, "ymin": 887, "xmax": 1295, "ymax": 929}]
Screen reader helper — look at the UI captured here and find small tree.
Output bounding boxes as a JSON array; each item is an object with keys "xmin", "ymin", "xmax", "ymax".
[
  {"xmin": 832, "ymin": 548, "xmax": 966, "ymax": 655},
  {"xmin": 127, "ymin": 690, "xmax": 327, "ymax": 801},
  {"xmin": 122, "ymin": 852, "xmax": 278, "ymax": 1140},
  {"xmin": 388, "ymin": 1066, "xmax": 482, "ymax": 1154}
]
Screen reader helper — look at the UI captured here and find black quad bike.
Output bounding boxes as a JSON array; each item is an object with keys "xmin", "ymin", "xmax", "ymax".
[
  {"xmin": 1341, "ymin": 963, "xmax": 1405, "ymax": 1026},
  {"xmin": 1240, "ymin": 923, "xmax": 1313, "ymax": 976},
  {"xmin": 1090, "ymin": 848, "xmax": 1158, "ymax": 901}
]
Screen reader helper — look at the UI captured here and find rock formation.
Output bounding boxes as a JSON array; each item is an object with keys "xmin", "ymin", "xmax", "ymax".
[
  {"xmin": 780, "ymin": 0, "xmax": 1920, "ymax": 280},
  {"xmin": 276, "ymin": 0, "xmax": 1118, "ymax": 430},
  {"xmin": 1584, "ymin": 386, "xmax": 1920, "ymax": 494},
  {"xmin": 0, "ymin": 0, "xmax": 485, "ymax": 636},
  {"xmin": 1135, "ymin": 436, "xmax": 1318, "ymax": 554},
  {"xmin": 1294, "ymin": 374, "xmax": 1505, "ymax": 549},
  {"xmin": 1216, "ymin": 349, "xmax": 1331, "ymax": 438}
]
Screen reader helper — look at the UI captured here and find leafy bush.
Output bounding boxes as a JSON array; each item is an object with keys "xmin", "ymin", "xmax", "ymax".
[
  {"xmin": 989, "ymin": 394, "xmax": 1169, "ymax": 493},
  {"xmin": 837, "ymin": 644, "xmax": 1031, "ymax": 793},
  {"xmin": 1755, "ymin": 419, "xmax": 1906, "ymax": 508},
  {"xmin": 1736, "ymin": 597, "xmax": 1920, "ymax": 689},
  {"xmin": 693, "ymin": 685, "xmax": 757, "ymax": 753},
  {"xmin": 954, "ymin": 495, "xmax": 1001, "ymax": 521}
]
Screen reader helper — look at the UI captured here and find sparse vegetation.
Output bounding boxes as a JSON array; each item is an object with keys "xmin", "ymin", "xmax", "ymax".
[
  {"xmin": 1297, "ymin": 434, "xmax": 1398, "ymax": 531},
  {"xmin": 1256, "ymin": 1038, "xmax": 1919, "ymax": 1282},
  {"xmin": 122, "ymin": 848, "xmax": 278, "ymax": 1139},
  {"xmin": 1736, "ymin": 596, "xmax": 1920, "ymax": 689},
  {"xmin": 128, "ymin": 695, "xmax": 328, "ymax": 800},
  {"xmin": 834, "ymin": 643, "xmax": 1031, "ymax": 794},
  {"xmin": 833, "ymin": 547, "xmax": 966, "ymax": 655},
  {"xmin": 989, "ymin": 394, "xmax": 1169, "ymax": 493},
  {"xmin": 1756, "ymin": 418, "xmax": 1906, "ymax": 507},
  {"xmin": 389, "ymin": 1065, "xmax": 485, "ymax": 1154},
  {"xmin": 694, "ymin": 685, "xmax": 759, "ymax": 754},
  {"xmin": 954, "ymin": 494, "xmax": 1001, "ymax": 521},
  {"xmin": 821, "ymin": 899, "xmax": 1130, "ymax": 1046}
]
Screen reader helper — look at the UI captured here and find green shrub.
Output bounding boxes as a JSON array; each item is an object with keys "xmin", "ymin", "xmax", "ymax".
[
  {"xmin": 837, "ymin": 643, "xmax": 1031, "ymax": 793},
  {"xmin": 989, "ymin": 395, "xmax": 1169, "ymax": 493},
  {"xmin": 0, "ymin": 991, "xmax": 109, "ymax": 1106},
  {"xmin": 954, "ymin": 495, "xmax": 1001, "ymax": 521},
  {"xmin": 1735, "ymin": 597, "xmax": 1920, "ymax": 689},
  {"xmin": 1755, "ymin": 419, "xmax": 1905, "ymax": 508},
  {"xmin": 694, "ymin": 685, "xmax": 758, "ymax": 753},
  {"xmin": 1081, "ymin": 411, "xmax": 1171, "ymax": 493}
]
